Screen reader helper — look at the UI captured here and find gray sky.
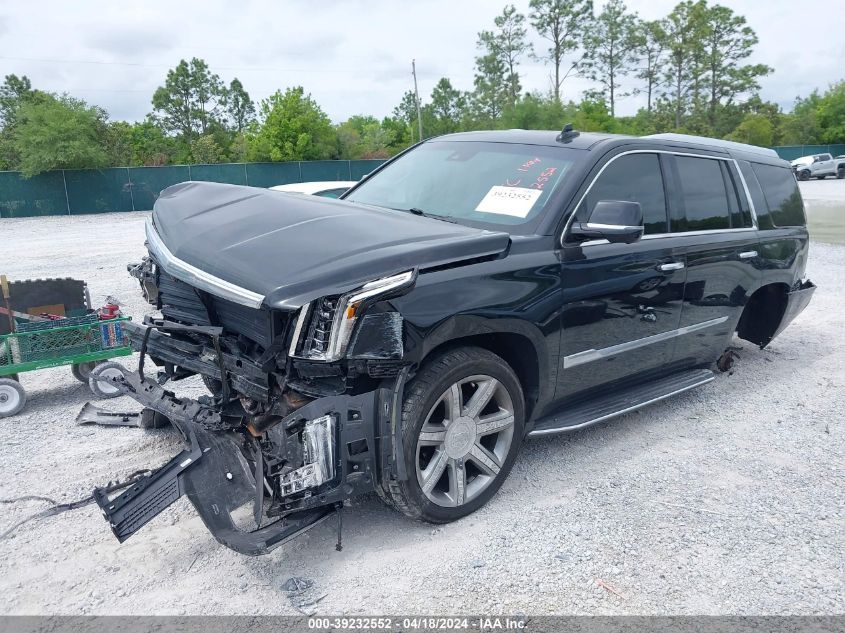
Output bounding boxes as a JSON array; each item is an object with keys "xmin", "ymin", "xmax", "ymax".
[{"xmin": 0, "ymin": 0, "xmax": 841, "ymax": 124}]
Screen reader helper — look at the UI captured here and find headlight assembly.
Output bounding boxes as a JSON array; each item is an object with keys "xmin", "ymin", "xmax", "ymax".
[{"xmin": 290, "ymin": 270, "xmax": 414, "ymax": 362}]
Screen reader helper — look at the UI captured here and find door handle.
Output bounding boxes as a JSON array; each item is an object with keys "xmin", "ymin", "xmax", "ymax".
[
  {"xmin": 657, "ymin": 262, "xmax": 685, "ymax": 272},
  {"xmin": 738, "ymin": 250, "xmax": 758, "ymax": 259}
]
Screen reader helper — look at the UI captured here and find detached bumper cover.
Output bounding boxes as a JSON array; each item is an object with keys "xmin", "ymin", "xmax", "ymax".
[
  {"xmin": 92, "ymin": 368, "xmax": 388, "ymax": 556},
  {"xmin": 772, "ymin": 279, "xmax": 816, "ymax": 343}
]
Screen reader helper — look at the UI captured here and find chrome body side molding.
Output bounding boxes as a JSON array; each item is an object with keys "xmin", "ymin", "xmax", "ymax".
[{"xmin": 563, "ymin": 316, "xmax": 729, "ymax": 370}]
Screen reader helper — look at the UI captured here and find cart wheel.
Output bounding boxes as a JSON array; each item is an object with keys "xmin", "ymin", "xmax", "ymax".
[
  {"xmin": 71, "ymin": 361, "xmax": 101, "ymax": 383},
  {"xmin": 0, "ymin": 378, "xmax": 26, "ymax": 418},
  {"xmin": 88, "ymin": 362, "xmax": 126, "ymax": 399}
]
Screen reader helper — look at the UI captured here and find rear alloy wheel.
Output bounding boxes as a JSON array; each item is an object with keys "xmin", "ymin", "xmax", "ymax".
[
  {"xmin": 384, "ymin": 347, "xmax": 524, "ymax": 523},
  {"xmin": 0, "ymin": 378, "xmax": 26, "ymax": 418}
]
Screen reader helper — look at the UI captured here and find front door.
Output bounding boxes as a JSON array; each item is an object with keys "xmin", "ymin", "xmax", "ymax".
[{"xmin": 556, "ymin": 151, "xmax": 687, "ymax": 402}]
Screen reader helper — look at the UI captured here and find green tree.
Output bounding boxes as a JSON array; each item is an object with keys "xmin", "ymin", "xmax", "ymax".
[
  {"xmin": 152, "ymin": 58, "xmax": 227, "ymax": 141},
  {"xmin": 473, "ymin": 5, "xmax": 531, "ymax": 119},
  {"xmin": 190, "ymin": 134, "xmax": 225, "ymax": 164},
  {"xmin": 247, "ymin": 87, "xmax": 336, "ymax": 162},
  {"xmin": 528, "ymin": 0, "xmax": 593, "ymax": 103},
  {"xmin": 634, "ymin": 20, "xmax": 665, "ymax": 113},
  {"xmin": 427, "ymin": 78, "xmax": 468, "ymax": 136},
  {"xmin": 393, "ymin": 90, "xmax": 422, "ymax": 143},
  {"xmin": 336, "ymin": 115, "xmax": 395, "ymax": 159},
  {"xmin": 0, "ymin": 74, "xmax": 46, "ymax": 169},
  {"xmin": 495, "ymin": 5, "xmax": 532, "ymax": 108},
  {"xmin": 778, "ymin": 91, "xmax": 822, "ymax": 145},
  {"xmin": 660, "ymin": 0, "xmax": 708, "ymax": 129},
  {"xmin": 13, "ymin": 94, "xmax": 109, "ymax": 176},
  {"xmin": 128, "ymin": 119, "xmax": 176, "ymax": 166},
  {"xmin": 226, "ymin": 78, "xmax": 255, "ymax": 133},
  {"xmin": 700, "ymin": 3, "xmax": 771, "ymax": 127},
  {"xmin": 582, "ymin": 0, "xmax": 640, "ymax": 117},
  {"xmin": 472, "ymin": 33, "xmax": 509, "ymax": 122},
  {"xmin": 817, "ymin": 81, "xmax": 845, "ymax": 143},
  {"xmin": 726, "ymin": 113, "xmax": 774, "ymax": 146}
]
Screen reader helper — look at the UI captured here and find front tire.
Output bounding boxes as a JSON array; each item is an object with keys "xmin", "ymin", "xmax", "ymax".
[
  {"xmin": 798, "ymin": 170, "xmax": 810, "ymax": 181},
  {"xmin": 383, "ymin": 347, "xmax": 524, "ymax": 523}
]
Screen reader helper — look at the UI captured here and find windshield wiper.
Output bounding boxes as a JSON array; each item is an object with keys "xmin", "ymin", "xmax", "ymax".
[{"xmin": 406, "ymin": 208, "xmax": 457, "ymax": 223}]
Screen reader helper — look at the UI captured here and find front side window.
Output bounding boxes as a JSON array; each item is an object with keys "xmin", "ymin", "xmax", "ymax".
[
  {"xmin": 581, "ymin": 153, "xmax": 668, "ymax": 234},
  {"xmin": 674, "ymin": 156, "xmax": 731, "ymax": 231},
  {"xmin": 344, "ymin": 140, "xmax": 580, "ymax": 228}
]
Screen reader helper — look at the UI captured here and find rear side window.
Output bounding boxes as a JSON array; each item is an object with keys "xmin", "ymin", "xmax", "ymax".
[
  {"xmin": 674, "ymin": 156, "xmax": 731, "ymax": 231},
  {"xmin": 751, "ymin": 163, "xmax": 806, "ymax": 227},
  {"xmin": 583, "ymin": 153, "xmax": 668, "ymax": 234}
]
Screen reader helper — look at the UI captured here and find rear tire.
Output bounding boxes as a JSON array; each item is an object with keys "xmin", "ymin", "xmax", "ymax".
[
  {"xmin": 88, "ymin": 361, "xmax": 126, "ymax": 399},
  {"xmin": 0, "ymin": 378, "xmax": 26, "ymax": 418},
  {"xmin": 837, "ymin": 167, "xmax": 845, "ymax": 179},
  {"xmin": 382, "ymin": 346, "xmax": 524, "ymax": 523}
]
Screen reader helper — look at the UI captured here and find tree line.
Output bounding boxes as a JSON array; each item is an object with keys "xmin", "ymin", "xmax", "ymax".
[{"xmin": 0, "ymin": 0, "xmax": 843, "ymax": 177}]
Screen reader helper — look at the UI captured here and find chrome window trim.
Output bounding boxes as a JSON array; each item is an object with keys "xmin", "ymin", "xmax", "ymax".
[
  {"xmin": 145, "ymin": 219, "xmax": 265, "ymax": 309},
  {"xmin": 561, "ymin": 149, "xmax": 760, "ymax": 247},
  {"xmin": 562, "ymin": 316, "xmax": 729, "ymax": 369}
]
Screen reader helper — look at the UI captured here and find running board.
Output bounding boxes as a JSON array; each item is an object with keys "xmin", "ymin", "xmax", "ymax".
[{"xmin": 528, "ymin": 368, "xmax": 715, "ymax": 437}]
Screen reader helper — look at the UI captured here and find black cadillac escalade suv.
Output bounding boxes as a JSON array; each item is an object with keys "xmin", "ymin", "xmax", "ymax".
[{"xmin": 99, "ymin": 129, "xmax": 815, "ymax": 555}]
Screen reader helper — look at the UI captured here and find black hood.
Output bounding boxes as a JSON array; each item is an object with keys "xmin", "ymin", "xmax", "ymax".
[{"xmin": 151, "ymin": 182, "xmax": 511, "ymax": 309}]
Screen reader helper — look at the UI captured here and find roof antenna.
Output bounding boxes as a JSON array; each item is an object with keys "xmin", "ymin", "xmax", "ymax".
[{"xmin": 557, "ymin": 123, "xmax": 580, "ymax": 143}]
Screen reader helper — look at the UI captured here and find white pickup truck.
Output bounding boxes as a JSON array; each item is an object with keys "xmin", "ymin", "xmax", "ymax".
[{"xmin": 790, "ymin": 152, "xmax": 845, "ymax": 180}]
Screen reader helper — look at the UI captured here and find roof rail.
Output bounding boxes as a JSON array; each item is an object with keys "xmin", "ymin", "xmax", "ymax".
[{"xmin": 645, "ymin": 133, "xmax": 779, "ymax": 158}]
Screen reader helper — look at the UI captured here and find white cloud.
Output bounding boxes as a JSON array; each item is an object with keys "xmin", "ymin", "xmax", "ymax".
[{"xmin": 0, "ymin": 0, "xmax": 840, "ymax": 124}]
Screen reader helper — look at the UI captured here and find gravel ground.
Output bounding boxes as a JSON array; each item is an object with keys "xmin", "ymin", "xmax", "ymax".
[{"xmin": 0, "ymin": 199, "xmax": 843, "ymax": 616}]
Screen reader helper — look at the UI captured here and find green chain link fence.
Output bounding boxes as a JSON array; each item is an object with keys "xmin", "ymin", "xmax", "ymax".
[
  {"xmin": 0, "ymin": 160, "xmax": 384, "ymax": 218},
  {"xmin": 772, "ymin": 144, "xmax": 845, "ymax": 161}
]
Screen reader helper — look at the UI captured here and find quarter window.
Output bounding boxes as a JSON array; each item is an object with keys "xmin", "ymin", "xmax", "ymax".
[
  {"xmin": 582, "ymin": 153, "xmax": 668, "ymax": 234},
  {"xmin": 751, "ymin": 163, "xmax": 806, "ymax": 227},
  {"xmin": 674, "ymin": 156, "xmax": 731, "ymax": 231}
]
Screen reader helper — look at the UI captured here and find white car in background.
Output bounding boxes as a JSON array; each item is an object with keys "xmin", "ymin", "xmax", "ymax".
[{"xmin": 270, "ymin": 181, "xmax": 357, "ymax": 198}]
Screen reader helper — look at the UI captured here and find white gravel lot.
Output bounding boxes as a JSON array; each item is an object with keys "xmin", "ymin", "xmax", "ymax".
[{"xmin": 0, "ymin": 188, "xmax": 843, "ymax": 616}]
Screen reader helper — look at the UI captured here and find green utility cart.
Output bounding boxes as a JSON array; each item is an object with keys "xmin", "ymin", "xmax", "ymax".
[{"xmin": 0, "ymin": 314, "xmax": 133, "ymax": 418}]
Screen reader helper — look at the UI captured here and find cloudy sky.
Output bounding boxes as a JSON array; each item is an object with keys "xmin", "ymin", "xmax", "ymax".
[{"xmin": 0, "ymin": 0, "xmax": 841, "ymax": 124}]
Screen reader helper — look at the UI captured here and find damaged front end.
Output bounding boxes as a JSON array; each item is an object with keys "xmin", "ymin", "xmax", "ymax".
[
  {"xmin": 99, "ymin": 254, "xmax": 415, "ymax": 555},
  {"xmin": 94, "ymin": 358, "xmax": 397, "ymax": 555}
]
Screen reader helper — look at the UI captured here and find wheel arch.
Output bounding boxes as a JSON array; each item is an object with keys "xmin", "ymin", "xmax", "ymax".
[{"xmin": 411, "ymin": 320, "xmax": 546, "ymax": 423}]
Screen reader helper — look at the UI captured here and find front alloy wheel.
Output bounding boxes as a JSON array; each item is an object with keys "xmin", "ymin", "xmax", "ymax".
[
  {"xmin": 382, "ymin": 346, "xmax": 524, "ymax": 523},
  {"xmin": 416, "ymin": 375, "xmax": 515, "ymax": 507}
]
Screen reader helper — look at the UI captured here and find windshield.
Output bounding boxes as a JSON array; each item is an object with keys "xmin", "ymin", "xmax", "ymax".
[{"xmin": 344, "ymin": 140, "xmax": 580, "ymax": 227}]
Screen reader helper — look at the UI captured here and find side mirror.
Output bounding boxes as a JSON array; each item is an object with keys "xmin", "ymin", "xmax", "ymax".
[{"xmin": 571, "ymin": 200, "xmax": 644, "ymax": 244}]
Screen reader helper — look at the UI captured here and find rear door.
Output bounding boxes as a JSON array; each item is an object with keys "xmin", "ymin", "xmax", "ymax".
[
  {"xmin": 664, "ymin": 153, "xmax": 761, "ymax": 368},
  {"xmin": 556, "ymin": 151, "xmax": 687, "ymax": 401}
]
